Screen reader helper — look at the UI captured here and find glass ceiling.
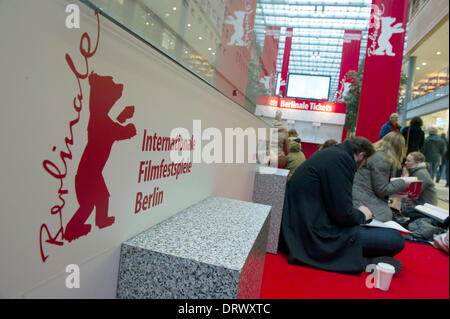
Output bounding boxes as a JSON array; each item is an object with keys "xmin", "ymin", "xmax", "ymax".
[
  {"xmin": 82, "ymin": 0, "xmax": 409, "ymax": 108},
  {"xmin": 254, "ymin": 0, "xmax": 375, "ymax": 101}
]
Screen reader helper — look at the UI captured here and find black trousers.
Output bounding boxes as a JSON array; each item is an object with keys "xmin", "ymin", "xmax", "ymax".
[{"xmin": 359, "ymin": 226, "xmax": 405, "ymax": 258}]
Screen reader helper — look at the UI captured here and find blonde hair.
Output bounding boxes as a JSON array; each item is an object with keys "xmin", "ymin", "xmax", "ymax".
[
  {"xmin": 408, "ymin": 151, "xmax": 425, "ymax": 163},
  {"xmin": 373, "ymin": 132, "xmax": 405, "ymax": 169},
  {"xmin": 408, "ymin": 151, "xmax": 430, "ymax": 170}
]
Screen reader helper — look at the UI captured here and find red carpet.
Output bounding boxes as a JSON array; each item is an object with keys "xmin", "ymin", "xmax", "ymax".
[{"xmin": 260, "ymin": 242, "xmax": 449, "ymax": 299}]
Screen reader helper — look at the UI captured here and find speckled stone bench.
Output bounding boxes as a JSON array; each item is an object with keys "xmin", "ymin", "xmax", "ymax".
[
  {"xmin": 252, "ymin": 166, "xmax": 289, "ymax": 254},
  {"xmin": 116, "ymin": 196, "xmax": 271, "ymax": 299}
]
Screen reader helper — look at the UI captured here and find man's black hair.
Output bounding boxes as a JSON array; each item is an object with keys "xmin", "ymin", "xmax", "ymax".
[{"xmin": 347, "ymin": 136, "xmax": 375, "ymax": 158}]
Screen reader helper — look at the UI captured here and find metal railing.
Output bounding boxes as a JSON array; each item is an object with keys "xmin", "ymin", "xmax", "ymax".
[{"xmin": 406, "ymin": 84, "xmax": 449, "ymax": 111}]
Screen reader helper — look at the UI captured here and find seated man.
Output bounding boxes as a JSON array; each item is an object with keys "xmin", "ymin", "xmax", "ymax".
[{"xmin": 279, "ymin": 137, "xmax": 405, "ymax": 274}]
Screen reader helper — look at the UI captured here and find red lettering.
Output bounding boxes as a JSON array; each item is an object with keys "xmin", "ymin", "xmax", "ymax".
[
  {"xmin": 135, "ymin": 192, "xmax": 142, "ymax": 214},
  {"xmin": 138, "ymin": 160, "xmax": 146, "ymax": 183},
  {"xmin": 39, "ymin": 224, "xmax": 64, "ymax": 263},
  {"xmin": 142, "ymin": 193, "xmax": 149, "ymax": 210},
  {"xmin": 40, "ymin": 11, "xmax": 101, "ymax": 262},
  {"xmin": 157, "ymin": 137, "xmax": 162, "ymax": 151}
]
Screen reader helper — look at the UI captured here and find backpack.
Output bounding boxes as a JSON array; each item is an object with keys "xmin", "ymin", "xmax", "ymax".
[{"xmin": 407, "ymin": 218, "xmax": 447, "ymax": 241}]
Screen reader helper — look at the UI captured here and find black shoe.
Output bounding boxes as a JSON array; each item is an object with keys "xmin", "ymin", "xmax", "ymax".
[
  {"xmin": 365, "ymin": 256, "xmax": 402, "ymax": 274},
  {"xmin": 436, "ymin": 176, "xmax": 441, "ymax": 183}
]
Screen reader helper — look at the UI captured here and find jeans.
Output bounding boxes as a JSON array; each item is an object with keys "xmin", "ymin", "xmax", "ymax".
[
  {"xmin": 359, "ymin": 226, "xmax": 405, "ymax": 258},
  {"xmin": 428, "ymin": 162, "xmax": 439, "ymax": 180},
  {"xmin": 437, "ymin": 159, "xmax": 449, "ymax": 185}
]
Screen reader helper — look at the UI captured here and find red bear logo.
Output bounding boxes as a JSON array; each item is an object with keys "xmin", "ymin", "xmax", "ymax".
[{"xmin": 64, "ymin": 72, "xmax": 136, "ymax": 242}]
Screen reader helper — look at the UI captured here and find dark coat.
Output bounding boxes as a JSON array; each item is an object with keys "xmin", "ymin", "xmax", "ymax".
[
  {"xmin": 280, "ymin": 141, "xmax": 366, "ymax": 274},
  {"xmin": 379, "ymin": 120, "xmax": 401, "ymax": 139},
  {"xmin": 445, "ymin": 139, "xmax": 449, "ymax": 160},
  {"xmin": 401, "ymin": 125, "xmax": 425, "ymax": 155},
  {"xmin": 422, "ymin": 134, "xmax": 445, "ymax": 164}
]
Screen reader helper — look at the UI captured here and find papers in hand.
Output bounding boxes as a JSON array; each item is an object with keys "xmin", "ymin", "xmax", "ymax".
[
  {"xmin": 390, "ymin": 177, "xmax": 422, "ymax": 199},
  {"xmin": 391, "ymin": 177, "xmax": 418, "ymax": 183},
  {"xmin": 362, "ymin": 219, "xmax": 411, "ymax": 233},
  {"xmin": 414, "ymin": 204, "xmax": 449, "ymax": 223}
]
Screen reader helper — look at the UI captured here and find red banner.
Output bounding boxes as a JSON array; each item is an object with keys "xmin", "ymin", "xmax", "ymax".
[
  {"xmin": 215, "ymin": 0, "xmax": 257, "ymax": 106},
  {"xmin": 355, "ymin": 0, "xmax": 409, "ymax": 142},
  {"xmin": 336, "ymin": 30, "xmax": 362, "ymax": 102},
  {"xmin": 279, "ymin": 27, "xmax": 293, "ymax": 98},
  {"xmin": 256, "ymin": 96, "xmax": 347, "ymax": 115},
  {"xmin": 259, "ymin": 26, "xmax": 281, "ymax": 96}
]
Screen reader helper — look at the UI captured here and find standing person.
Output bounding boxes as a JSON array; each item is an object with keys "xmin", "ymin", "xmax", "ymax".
[
  {"xmin": 353, "ymin": 132, "xmax": 410, "ymax": 222},
  {"xmin": 436, "ymin": 133, "xmax": 448, "ymax": 184},
  {"xmin": 279, "ymin": 137, "xmax": 405, "ymax": 274},
  {"xmin": 421, "ymin": 127, "xmax": 445, "ymax": 180},
  {"xmin": 273, "ymin": 110, "xmax": 289, "ymax": 169},
  {"xmin": 445, "ymin": 137, "xmax": 449, "ymax": 187},
  {"xmin": 401, "ymin": 116, "xmax": 425, "ymax": 155},
  {"xmin": 379, "ymin": 113, "xmax": 401, "ymax": 140}
]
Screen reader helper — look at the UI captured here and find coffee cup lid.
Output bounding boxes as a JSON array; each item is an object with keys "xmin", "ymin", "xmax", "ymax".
[{"xmin": 377, "ymin": 262, "xmax": 395, "ymax": 274}]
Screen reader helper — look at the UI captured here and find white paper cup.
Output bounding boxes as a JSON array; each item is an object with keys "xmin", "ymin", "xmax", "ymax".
[{"xmin": 376, "ymin": 262, "xmax": 396, "ymax": 291}]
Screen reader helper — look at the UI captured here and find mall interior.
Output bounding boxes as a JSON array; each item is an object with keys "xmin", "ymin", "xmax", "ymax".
[{"xmin": 0, "ymin": 0, "xmax": 448, "ymax": 300}]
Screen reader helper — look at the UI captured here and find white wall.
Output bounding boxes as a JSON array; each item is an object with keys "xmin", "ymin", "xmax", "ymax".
[
  {"xmin": 0, "ymin": 0, "xmax": 269, "ymax": 298},
  {"xmin": 405, "ymin": 0, "xmax": 449, "ymax": 55}
]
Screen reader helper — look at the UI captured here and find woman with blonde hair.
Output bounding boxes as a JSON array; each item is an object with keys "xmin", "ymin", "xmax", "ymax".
[
  {"xmin": 353, "ymin": 132, "xmax": 411, "ymax": 222},
  {"xmin": 403, "ymin": 151, "xmax": 437, "ymax": 208}
]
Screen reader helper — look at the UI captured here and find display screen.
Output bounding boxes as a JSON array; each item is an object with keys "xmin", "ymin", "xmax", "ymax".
[{"xmin": 286, "ymin": 73, "xmax": 330, "ymax": 100}]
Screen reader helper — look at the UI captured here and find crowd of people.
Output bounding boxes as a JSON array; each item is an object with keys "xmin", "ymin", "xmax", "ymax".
[{"xmin": 272, "ymin": 111, "xmax": 449, "ymax": 275}]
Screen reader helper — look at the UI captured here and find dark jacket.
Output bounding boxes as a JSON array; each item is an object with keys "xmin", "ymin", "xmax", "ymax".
[
  {"xmin": 401, "ymin": 125, "xmax": 424, "ymax": 155},
  {"xmin": 285, "ymin": 141, "xmax": 306, "ymax": 180},
  {"xmin": 445, "ymin": 139, "xmax": 449, "ymax": 161},
  {"xmin": 353, "ymin": 151, "xmax": 407, "ymax": 222},
  {"xmin": 421, "ymin": 134, "xmax": 445, "ymax": 164},
  {"xmin": 379, "ymin": 120, "xmax": 401, "ymax": 139},
  {"xmin": 280, "ymin": 141, "xmax": 366, "ymax": 274}
]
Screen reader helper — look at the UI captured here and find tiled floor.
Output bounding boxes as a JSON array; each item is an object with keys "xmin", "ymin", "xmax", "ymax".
[{"xmin": 435, "ymin": 178, "xmax": 449, "ymax": 210}]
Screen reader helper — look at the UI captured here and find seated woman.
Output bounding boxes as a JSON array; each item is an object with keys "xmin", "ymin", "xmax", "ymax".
[
  {"xmin": 317, "ymin": 139, "xmax": 338, "ymax": 151},
  {"xmin": 353, "ymin": 132, "xmax": 411, "ymax": 222},
  {"xmin": 402, "ymin": 151, "xmax": 438, "ymax": 221},
  {"xmin": 288, "ymin": 129, "xmax": 298, "ymax": 142},
  {"xmin": 285, "ymin": 138, "xmax": 306, "ymax": 181}
]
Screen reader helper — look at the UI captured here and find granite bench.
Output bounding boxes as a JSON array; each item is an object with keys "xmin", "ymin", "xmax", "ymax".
[
  {"xmin": 116, "ymin": 196, "xmax": 271, "ymax": 299},
  {"xmin": 252, "ymin": 166, "xmax": 289, "ymax": 254}
]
